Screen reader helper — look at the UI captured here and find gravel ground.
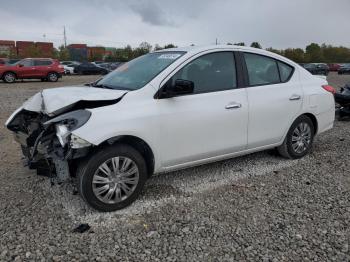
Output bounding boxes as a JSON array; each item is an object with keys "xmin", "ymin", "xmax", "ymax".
[{"xmin": 0, "ymin": 73, "xmax": 349, "ymax": 261}]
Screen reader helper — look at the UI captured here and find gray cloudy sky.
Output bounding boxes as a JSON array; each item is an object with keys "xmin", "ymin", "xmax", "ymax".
[{"xmin": 1, "ymin": 0, "xmax": 349, "ymax": 49}]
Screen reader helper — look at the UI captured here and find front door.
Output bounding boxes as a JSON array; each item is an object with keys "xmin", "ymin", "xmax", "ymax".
[
  {"xmin": 17, "ymin": 59, "xmax": 35, "ymax": 78},
  {"xmin": 157, "ymin": 51, "xmax": 249, "ymax": 167}
]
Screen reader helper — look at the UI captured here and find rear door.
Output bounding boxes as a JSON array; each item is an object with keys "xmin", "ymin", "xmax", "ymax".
[
  {"xmin": 33, "ymin": 59, "xmax": 53, "ymax": 77},
  {"xmin": 242, "ymin": 52, "xmax": 303, "ymax": 148}
]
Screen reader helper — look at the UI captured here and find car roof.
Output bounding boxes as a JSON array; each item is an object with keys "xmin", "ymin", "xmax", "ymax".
[
  {"xmin": 154, "ymin": 44, "xmax": 266, "ymax": 54},
  {"xmin": 154, "ymin": 44, "xmax": 298, "ymax": 67}
]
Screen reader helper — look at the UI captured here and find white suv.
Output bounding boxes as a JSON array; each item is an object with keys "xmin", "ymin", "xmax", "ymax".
[{"xmin": 6, "ymin": 45, "xmax": 335, "ymax": 211}]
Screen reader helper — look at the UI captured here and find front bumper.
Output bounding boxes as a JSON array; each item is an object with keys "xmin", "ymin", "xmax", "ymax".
[{"xmin": 12, "ymin": 125, "xmax": 90, "ymax": 182}]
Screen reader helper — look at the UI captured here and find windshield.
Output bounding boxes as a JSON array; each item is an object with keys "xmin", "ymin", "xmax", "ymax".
[
  {"xmin": 95, "ymin": 51, "xmax": 185, "ymax": 90},
  {"xmin": 13, "ymin": 59, "xmax": 26, "ymax": 66}
]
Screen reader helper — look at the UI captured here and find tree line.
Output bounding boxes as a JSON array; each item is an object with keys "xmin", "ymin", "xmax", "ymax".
[
  {"xmin": 238, "ymin": 42, "xmax": 350, "ymax": 64},
  {"xmin": 4, "ymin": 41, "xmax": 350, "ymax": 64}
]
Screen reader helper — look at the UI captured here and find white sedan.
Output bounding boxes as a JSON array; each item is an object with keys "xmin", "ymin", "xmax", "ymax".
[
  {"xmin": 63, "ymin": 64, "xmax": 75, "ymax": 74},
  {"xmin": 6, "ymin": 45, "xmax": 335, "ymax": 211}
]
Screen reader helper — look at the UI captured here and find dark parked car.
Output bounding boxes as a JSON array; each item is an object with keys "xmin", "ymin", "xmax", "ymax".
[
  {"xmin": 73, "ymin": 63, "xmax": 109, "ymax": 75},
  {"xmin": 109, "ymin": 62, "xmax": 124, "ymax": 70},
  {"xmin": 98, "ymin": 62, "xmax": 125, "ymax": 71},
  {"xmin": 303, "ymin": 63, "xmax": 329, "ymax": 75},
  {"xmin": 338, "ymin": 64, "xmax": 350, "ymax": 75}
]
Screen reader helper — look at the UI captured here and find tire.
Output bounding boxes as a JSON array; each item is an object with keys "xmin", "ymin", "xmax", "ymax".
[
  {"xmin": 76, "ymin": 144, "xmax": 148, "ymax": 212},
  {"xmin": 47, "ymin": 72, "xmax": 58, "ymax": 82},
  {"xmin": 277, "ymin": 115, "xmax": 315, "ymax": 159},
  {"xmin": 2, "ymin": 72, "xmax": 16, "ymax": 83}
]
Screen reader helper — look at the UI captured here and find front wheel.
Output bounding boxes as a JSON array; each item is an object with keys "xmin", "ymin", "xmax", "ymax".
[
  {"xmin": 76, "ymin": 144, "xmax": 148, "ymax": 212},
  {"xmin": 3, "ymin": 72, "xmax": 16, "ymax": 83},
  {"xmin": 277, "ymin": 115, "xmax": 315, "ymax": 159}
]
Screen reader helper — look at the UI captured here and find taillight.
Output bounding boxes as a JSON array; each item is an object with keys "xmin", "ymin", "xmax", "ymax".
[
  {"xmin": 322, "ymin": 85, "xmax": 336, "ymax": 94},
  {"xmin": 58, "ymin": 65, "xmax": 64, "ymax": 69}
]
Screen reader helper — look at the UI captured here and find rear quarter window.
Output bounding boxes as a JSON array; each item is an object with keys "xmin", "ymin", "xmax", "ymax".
[{"xmin": 278, "ymin": 62, "xmax": 294, "ymax": 82}]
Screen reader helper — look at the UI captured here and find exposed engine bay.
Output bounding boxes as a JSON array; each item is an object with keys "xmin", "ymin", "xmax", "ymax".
[{"xmin": 5, "ymin": 86, "xmax": 127, "ymax": 182}]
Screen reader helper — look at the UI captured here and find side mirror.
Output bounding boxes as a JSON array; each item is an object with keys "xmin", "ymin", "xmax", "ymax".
[
  {"xmin": 18, "ymin": 64, "xmax": 24, "ymax": 67},
  {"xmin": 159, "ymin": 79, "xmax": 194, "ymax": 98}
]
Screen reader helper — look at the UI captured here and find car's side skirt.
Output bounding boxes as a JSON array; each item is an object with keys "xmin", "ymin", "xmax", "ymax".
[{"xmin": 158, "ymin": 142, "xmax": 283, "ymax": 174}]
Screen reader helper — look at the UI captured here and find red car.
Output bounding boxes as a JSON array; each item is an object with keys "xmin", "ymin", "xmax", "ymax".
[
  {"xmin": 0, "ymin": 58, "xmax": 65, "ymax": 83},
  {"xmin": 328, "ymin": 63, "xmax": 341, "ymax": 72}
]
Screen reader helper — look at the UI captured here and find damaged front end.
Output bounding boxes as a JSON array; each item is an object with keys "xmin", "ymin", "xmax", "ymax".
[
  {"xmin": 6, "ymin": 108, "xmax": 92, "ymax": 182},
  {"xmin": 6, "ymin": 86, "xmax": 127, "ymax": 182}
]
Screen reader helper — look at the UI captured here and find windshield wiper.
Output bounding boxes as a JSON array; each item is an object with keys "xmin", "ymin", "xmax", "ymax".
[
  {"xmin": 91, "ymin": 83, "xmax": 115, "ymax": 89},
  {"xmin": 85, "ymin": 81, "xmax": 133, "ymax": 91}
]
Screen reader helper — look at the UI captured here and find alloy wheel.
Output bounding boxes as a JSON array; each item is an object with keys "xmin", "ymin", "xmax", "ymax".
[
  {"xmin": 291, "ymin": 122, "xmax": 312, "ymax": 154},
  {"xmin": 4, "ymin": 73, "xmax": 15, "ymax": 83}
]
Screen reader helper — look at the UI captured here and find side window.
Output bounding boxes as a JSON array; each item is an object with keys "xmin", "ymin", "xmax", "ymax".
[
  {"xmin": 20, "ymin": 59, "xmax": 33, "ymax": 67},
  {"xmin": 34, "ymin": 60, "xmax": 52, "ymax": 66},
  {"xmin": 244, "ymin": 53, "xmax": 280, "ymax": 86},
  {"xmin": 278, "ymin": 62, "xmax": 293, "ymax": 82},
  {"xmin": 171, "ymin": 52, "xmax": 237, "ymax": 94}
]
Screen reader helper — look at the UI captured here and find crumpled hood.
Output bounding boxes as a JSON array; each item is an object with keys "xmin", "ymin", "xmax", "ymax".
[{"xmin": 23, "ymin": 86, "xmax": 127, "ymax": 116}]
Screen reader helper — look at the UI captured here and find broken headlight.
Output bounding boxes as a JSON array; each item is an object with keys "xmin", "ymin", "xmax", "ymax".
[
  {"xmin": 70, "ymin": 133, "xmax": 92, "ymax": 149},
  {"xmin": 44, "ymin": 110, "xmax": 91, "ymax": 147}
]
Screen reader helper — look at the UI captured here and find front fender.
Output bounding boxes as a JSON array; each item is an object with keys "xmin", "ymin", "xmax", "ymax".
[{"xmin": 71, "ymin": 107, "xmax": 161, "ymax": 171}]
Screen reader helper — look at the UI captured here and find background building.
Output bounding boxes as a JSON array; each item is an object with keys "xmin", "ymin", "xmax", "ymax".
[
  {"xmin": 35, "ymin": 42, "xmax": 54, "ymax": 57},
  {"xmin": 67, "ymin": 44, "xmax": 88, "ymax": 62},
  {"xmin": 87, "ymin": 46, "xmax": 105, "ymax": 61},
  {"xmin": 0, "ymin": 40, "xmax": 16, "ymax": 57}
]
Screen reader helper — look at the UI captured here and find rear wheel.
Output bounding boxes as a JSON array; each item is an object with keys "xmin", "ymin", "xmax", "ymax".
[
  {"xmin": 47, "ymin": 72, "xmax": 58, "ymax": 82},
  {"xmin": 3, "ymin": 72, "xmax": 16, "ymax": 83},
  {"xmin": 277, "ymin": 115, "xmax": 315, "ymax": 159},
  {"xmin": 76, "ymin": 144, "xmax": 148, "ymax": 212}
]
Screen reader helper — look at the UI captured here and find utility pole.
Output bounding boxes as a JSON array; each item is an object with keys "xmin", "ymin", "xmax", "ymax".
[
  {"xmin": 215, "ymin": 38, "xmax": 218, "ymax": 45},
  {"xmin": 63, "ymin": 26, "xmax": 67, "ymax": 48}
]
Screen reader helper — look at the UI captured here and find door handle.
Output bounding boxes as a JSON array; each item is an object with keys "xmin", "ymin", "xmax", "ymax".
[
  {"xmin": 225, "ymin": 102, "xmax": 241, "ymax": 109},
  {"xmin": 289, "ymin": 94, "xmax": 301, "ymax": 101}
]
